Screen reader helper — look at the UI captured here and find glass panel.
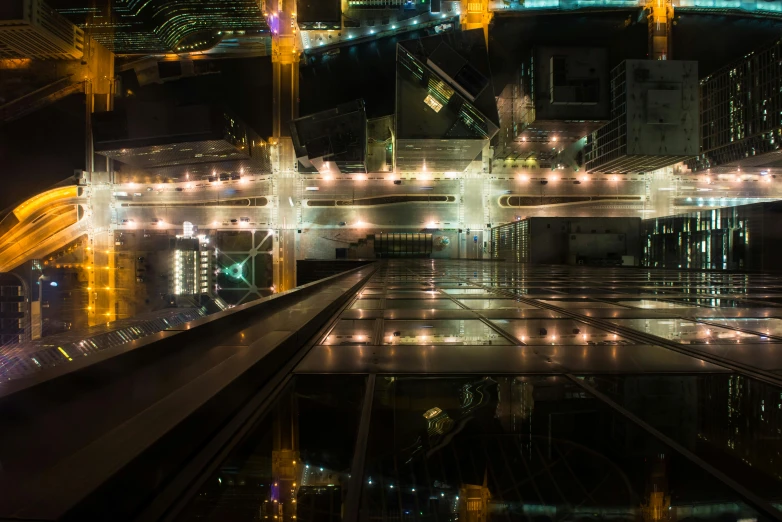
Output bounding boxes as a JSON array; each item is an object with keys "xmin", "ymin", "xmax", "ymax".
[
  {"xmin": 538, "ymin": 299, "xmax": 628, "ymax": 309},
  {"xmin": 699, "ymin": 317, "xmax": 782, "ymax": 337},
  {"xmin": 323, "ymin": 320, "xmax": 375, "ymax": 345},
  {"xmin": 582, "ymin": 374, "xmax": 782, "ymax": 505},
  {"xmin": 442, "ymin": 288, "xmax": 497, "ymax": 296},
  {"xmin": 492, "ymin": 319, "xmax": 634, "ymax": 345},
  {"xmin": 384, "ymin": 299, "xmax": 461, "ymax": 310},
  {"xmin": 360, "ymin": 376, "xmax": 769, "ymax": 521},
  {"xmin": 456, "ymin": 299, "xmax": 539, "ymax": 310},
  {"xmin": 616, "ymin": 299, "xmax": 699, "ymax": 309},
  {"xmin": 610, "ymin": 318, "xmax": 770, "ymax": 344},
  {"xmin": 351, "ymin": 299, "xmax": 382, "ymax": 310},
  {"xmin": 175, "ymin": 376, "xmax": 366, "ymax": 522},
  {"xmin": 383, "ymin": 320, "xmax": 510, "ymax": 345}
]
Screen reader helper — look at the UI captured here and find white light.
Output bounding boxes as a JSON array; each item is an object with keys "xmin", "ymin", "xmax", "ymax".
[
  {"xmin": 426, "ymin": 221, "xmax": 436, "ymax": 228},
  {"xmin": 354, "ymin": 220, "xmax": 366, "ymax": 228},
  {"xmin": 355, "ymin": 174, "xmax": 367, "ymax": 181},
  {"xmin": 518, "ymin": 174, "xmax": 528, "ymax": 182},
  {"xmin": 391, "ymin": 24, "xmax": 397, "ymax": 29}
]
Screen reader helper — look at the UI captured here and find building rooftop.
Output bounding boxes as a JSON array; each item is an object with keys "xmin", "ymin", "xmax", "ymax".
[
  {"xmin": 290, "ymin": 99, "xmax": 367, "ymax": 172},
  {"xmin": 396, "ymin": 29, "xmax": 499, "ymax": 140}
]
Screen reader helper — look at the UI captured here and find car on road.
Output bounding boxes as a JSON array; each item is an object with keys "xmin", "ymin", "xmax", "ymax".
[
  {"xmin": 338, "ymin": 221, "xmax": 347, "ymax": 226},
  {"xmin": 133, "ymin": 192, "xmax": 142, "ymax": 197},
  {"xmin": 393, "ymin": 180, "xmax": 402, "ymax": 185},
  {"xmin": 146, "ymin": 187, "xmax": 153, "ymax": 191},
  {"xmin": 175, "ymin": 187, "xmax": 184, "ymax": 192},
  {"xmin": 219, "ymin": 173, "xmax": 230, "ymax": 181},
  {"xmin": 325, "ymin": 49, "xmax": 340, "ymax": 57},
  {"xmin": 230, "ymin": 172, "xmax": 241, "ymax": 180},
  {"xmin": 240, "ymin": 217, "xmax": 250, "ymax": 223},
  {"xmin": 230, "ymin": 219, "xmax": 238, "ymax": 224}
]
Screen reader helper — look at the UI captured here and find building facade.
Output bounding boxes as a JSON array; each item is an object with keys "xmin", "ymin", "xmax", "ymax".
[
  {"xmin": 641, "ymin": 201, "xmax": 782, "ymax": 271},
  {"xmin": 291, "ymin": 99, "xmax": 368, "ymax": 174},
  {"xmin": 93, "ymin": 102, "xmax": 271, "ymax": 179},
  {"xmin": 492, "ymin": 217, "xmax": 641, "ymax": 265},
  {"xmin": 170, "ymin": 236, "xmax": 213, "ymax": 297},
  {"xmin": 395, "ymin": 30, "xmax": 499, "ymax": 172},
  {"xmin": 0, "ymin": 0, "xmax": 84, "ymax": 59},
  {"xmin": 583, "ymin": 60, "xmax": 699, "ymax": 173},
  {"xmin": 687, "ymin": 37, "xmax": 782, "ymax": 171}
]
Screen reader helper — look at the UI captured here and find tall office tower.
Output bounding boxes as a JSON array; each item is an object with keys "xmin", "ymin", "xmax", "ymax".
[
  {"xmin": 0, "ymin": 0, "xmax": 84, "ymax": 59},
  {"xmin": 170, "ymin": 236, "xmax": 213, "ymax": 297},
  {"xmin": 395, "ymin": 29, "xmax": 499, "ymax": 172},
  {"xmin": 92, "ymin": 102, "xmax": 271, "ymax": 180},
  {"xmin": 642, "ymin": 201, "xmax": 782, "ymax": 271},
  {"xmin": 687, "ymin": 37, "xmax": 782, "ymax": 172},
  {"xmin": 583, "ymin": 59, "xmax": 699, "ymax": 173},
  {"xmin": 291, "ymin": 100, "xmax": 368, "ymax": 174},
  {"xmin": 496, "ymin": 46, "xmax": 609, "ymax": 168},
  {"xmin": 49, "ymin": 0, "xmax": 269, "ymax": 54}
]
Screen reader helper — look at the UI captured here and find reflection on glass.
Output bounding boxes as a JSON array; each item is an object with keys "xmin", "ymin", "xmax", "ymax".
[
  {"xmin": 456, "ymin": 298, "xmax": 539, "ymax": 310},
  {"xmin": 492, "ymin": 319, "xmax": 633, "ymax": 345},
  {"xmin": 384, "ymin": 299, "xmax": 461, "ymax": 310},
  {"xmin": 610, "ymin": 318, "xmax": 768, "ymax": 344},
  {"xmin": 351, "ymin": 299, "xmax": 382, "ymax": 310},
  {"xmin": 538, "ymin": 299, "xmax": 628, "ymax": 309},
  {"xmin": 323, "ymin": 320, "xmax": 375, "ymax": 345},
  {"xmin": 360, "ymin": 376, "xmax": 765, "ymax": 522},
  {"xmin": 617, "ymin": 299, "xmax": 699, "ymax": 309},
  {"xmin": 582, "ymin": 374, "xmax": 782, "ymax": 503},
  {"xmin": 442, "ymin": 288, "xmax": 497, "ymax": 296},
  {"xmin": 699, "ymin": 317, "xmax": 782, "ymax": 337},
  {"xmin": 383, "ymin": 320, "xmax": 510, "ymax": 345},
  {"xmin": 176, "ymin": 376, "xmax": 366, "ymax": 522}
]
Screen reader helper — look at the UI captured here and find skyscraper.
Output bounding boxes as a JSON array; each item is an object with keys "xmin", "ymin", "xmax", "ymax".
[
  {"xmin": 688, "ymin": 37, "xmax": 782, "ymax": 171},
  {"xmin": 395, "ymin": 29, "xmax": 499, "ymax": 172},
  {"xmin": 583, "ymin": 59, "xmax": 699, "ymax": 173}
]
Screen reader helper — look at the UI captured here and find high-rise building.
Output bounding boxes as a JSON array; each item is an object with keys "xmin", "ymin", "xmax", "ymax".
[
  {"xmin": 0, "ymin": 273, "xmax": 26, "ymax": 346},
  {"xmin": 496, "ymin": 46, "xmax": 610, "ymax": 168},
  {"xmin": 687, "ymin": 37, "xmax": 782, "ymax": 171},
  {"xmin": 290, "ymin": 99, "xmax": 368, "ymax": 174},
  {"xmin": 515, "ymin": 46, "xmax": 610, "ymax": 144},
  {"xmin": 170, "ymin": 235, "xmax": 213, "ymax": 297},
  {"xmin": 92, "ymin": 102, "xmax": 271, "ymax": 179},
  {"xmin": 49, "ymin": 0, "xmax": 269, "ymax": 54},
  {"xmin": 583, "ymin": 59, "xmax": 699, "ymax": 173},
  {"xmin": 0, "ymin": 0, "xmax": 84, "ymax": 59},
  {"xmin": 491, "ymin": 217, "xmax": 641, "ymax": 265},
  {"xmin": 395, "ymin": 29, "xmax": 499, "ymax": 172},
  {"xmin": 641, "ymin": 201, "xmax": 782, "ymax": 271}
]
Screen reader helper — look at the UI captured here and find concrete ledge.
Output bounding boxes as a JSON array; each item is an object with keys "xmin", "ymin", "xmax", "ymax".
[{"xmin": 0, "ymin": 262, "xmax": 376, "ymax": 521}]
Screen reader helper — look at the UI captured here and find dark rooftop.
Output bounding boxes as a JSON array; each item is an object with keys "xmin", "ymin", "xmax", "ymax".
[
  {"xmin": 296, "ymin": 0, "xmax": 341, "ymax": 24},
  {"xmin": 396, "ymin": 30, "xmax": 500, "ymax": 140},
  {"xmin": 290, "ymin": 99, "xmax": 367, "ymax": 168}
]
